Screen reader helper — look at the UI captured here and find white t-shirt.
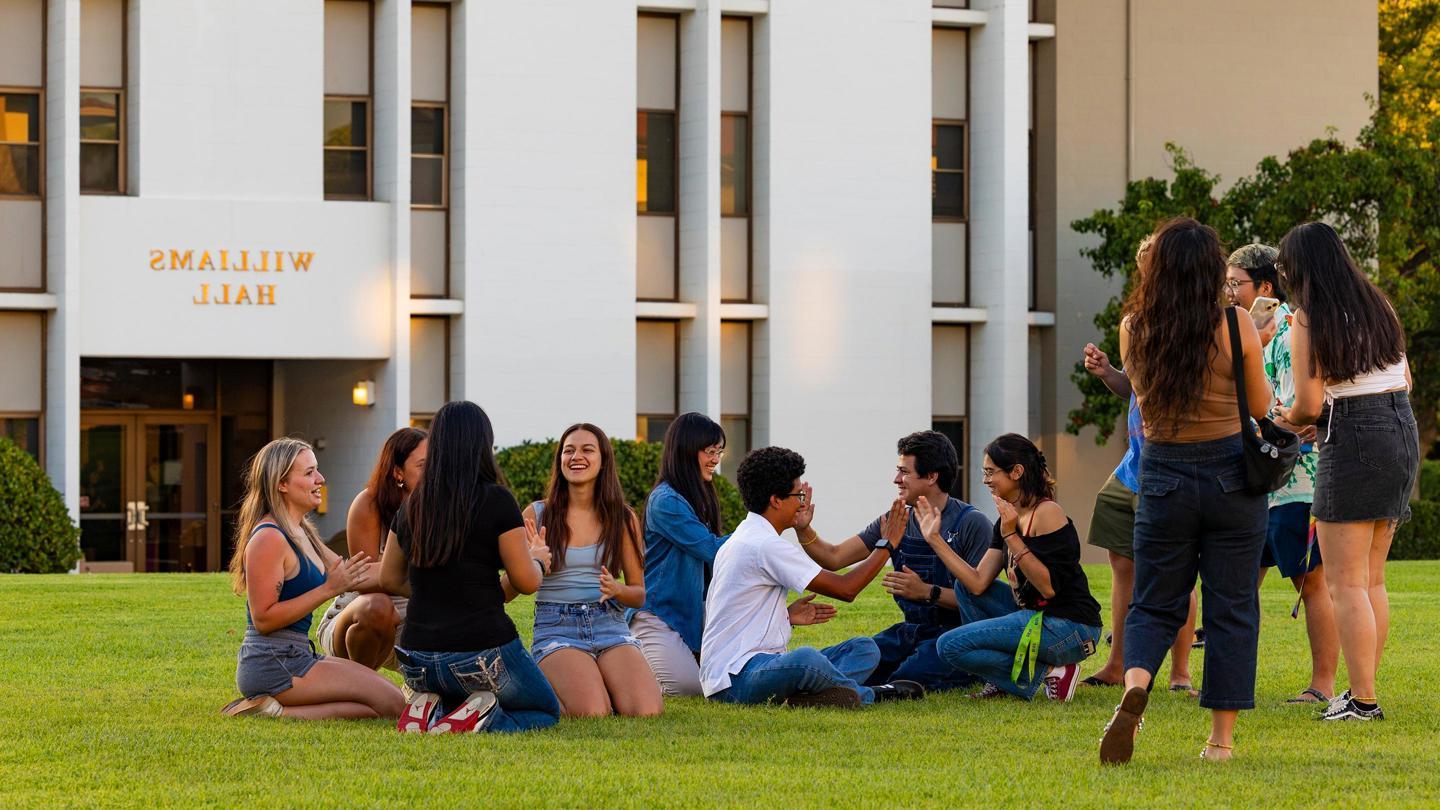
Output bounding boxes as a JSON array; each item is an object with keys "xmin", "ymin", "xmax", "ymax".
[{"xmin": 699, "ymin": 512, "xmax": 823, "ymax": 697}]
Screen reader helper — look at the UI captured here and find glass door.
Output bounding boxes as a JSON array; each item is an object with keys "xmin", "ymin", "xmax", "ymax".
[
  {"xmin": 79, "ymin": 416, "xmax": 134, "ymax": 572},
  {"xmin": 138, "ymin": 416, "xmax": 215, "ymax": 572}
]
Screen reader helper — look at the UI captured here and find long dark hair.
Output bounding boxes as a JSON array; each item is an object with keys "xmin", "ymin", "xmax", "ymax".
[
  {"xmin": 1123, "ymin": 217, "xmax": 1227, "ymax": 437},
  {"xmin": 1278, "ymin": 222, "xmax": 1405, "ymax": 381},
  {"xmin": 404, "ymin": 401, "xmax": 509, "ymax": 567},
  {"xmin": 649, "ymin": 412, "xmax": 725, "ymax": 534},
  {"xmin": 542, "ymin": 423, "xmax": 637, "ymax": 575},
  {"xmin": 365, "ymin": 427, "xmax": 427, "ymax": 534},
  {"xmin": 984, "ymin": 433, "xmax": 1055, "ymax": 508}
]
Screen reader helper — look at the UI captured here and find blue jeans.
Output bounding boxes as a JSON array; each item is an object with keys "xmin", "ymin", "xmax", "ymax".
[
  {"xmin": 710, "ymin": 637, "xmax": 881, "ymax": 705},
  {"xmin": 1124, "ymin": 435, "xmax": 1266, "ymax": 711},
  {"xmin": 395, "ymin": 638, "xmax": 561, "ymax": 733},
  {"xmin": 865, "ymin": 579, "xmax": 1017, "ymax": 692},
  {"xmin": 936, "ymin": 611, "xmax": 1102, "ymax": 699}
]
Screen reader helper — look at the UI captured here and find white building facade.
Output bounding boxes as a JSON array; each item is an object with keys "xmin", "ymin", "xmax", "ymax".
[{"xmin": 0, "ymin": 0, "xmax": 1377, "ymax": 570}]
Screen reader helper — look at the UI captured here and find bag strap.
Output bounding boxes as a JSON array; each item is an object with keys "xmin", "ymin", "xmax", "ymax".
[{"xmin": 1225, "ymin": 307, "xmax": 1253, "ymax": 434}]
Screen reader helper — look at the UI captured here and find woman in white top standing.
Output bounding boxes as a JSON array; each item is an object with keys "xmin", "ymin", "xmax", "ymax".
[{"xmin": 1278, "ymin": 221, "xmax": 1417, "ymax": 722}]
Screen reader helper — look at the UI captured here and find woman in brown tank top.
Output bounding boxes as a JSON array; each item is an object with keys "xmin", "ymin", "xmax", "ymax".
[{"xmin": 1098, "ymin": 217, "xmax": 1269, "ymax": 766}]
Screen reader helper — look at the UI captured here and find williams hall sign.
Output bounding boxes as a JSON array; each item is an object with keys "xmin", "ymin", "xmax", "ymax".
[{"xmin": 148, "ymin": 247, "xmax": 316, "ymax": 306}]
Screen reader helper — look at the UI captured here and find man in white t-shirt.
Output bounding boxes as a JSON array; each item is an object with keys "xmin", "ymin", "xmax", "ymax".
[{"xmin": 701, "ymin": 446, "xmax": 927, "ymax": 707}]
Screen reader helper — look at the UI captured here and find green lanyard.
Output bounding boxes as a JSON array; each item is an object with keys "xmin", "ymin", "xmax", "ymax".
[{"xmin": 1011, "ymin": 611, "xmax": 1044, "ymax": 684}]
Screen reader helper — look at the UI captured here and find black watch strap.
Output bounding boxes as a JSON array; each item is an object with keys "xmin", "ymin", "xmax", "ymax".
[{"xmin": 927, "ymin": 584, "xmax": 941, "ymax": 605}]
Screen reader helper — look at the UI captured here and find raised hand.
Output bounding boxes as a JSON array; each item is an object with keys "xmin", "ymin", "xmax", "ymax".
[
  {"xmin": 1082, "ymin": 343, "xmax": 1113, "ymax": 378},
  {"xmin": 787, "ymin": 593, "xmax": 837, "ymax": 626},
  {"xmin": 878, "ymin": 497, "xmax": 908, "ymax": 547},
  {"xmin": 524, "ymin": 514, "xmax": 552, "ymax": 574},
  {"xmin": 993, "ymin": 494, "xmax": 1020, "ymax": 537},
  {"xmin": 793, "ymin": 482, "xmax": 816, "ymax": 530},
  {"xmin": 882, "ymin": 565, "xmax": 930, "ymax": 601},
  {"xmin": 325, "ymin": 552, "xmax": 372, "ymax": 596},
  {"xmin": 915, "ymin": 495, "xmax": 943, "ymax": 544},
  {"xmin": 599, "ymin": 565, "xmax": 621, "ymax": 604}
]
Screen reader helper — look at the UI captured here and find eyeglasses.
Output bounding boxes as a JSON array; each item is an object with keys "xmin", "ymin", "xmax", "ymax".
[
  {"xmin": 783, "ymin": 491, "xmax": 809, "ymax": 504},
  {"xmin": 1223, "ymin": 278, "xmax": 1258, "ymax": 291},
  {"xmin": 702, "ymin": 447, "xmax": 726, "ymax": 461},
  {"xmin": 981, "ymin": 467, "xmax": 1000, "ymax": 481}
]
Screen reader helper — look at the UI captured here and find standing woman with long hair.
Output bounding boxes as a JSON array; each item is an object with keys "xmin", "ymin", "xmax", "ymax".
[
  {"xmin": 379, "ymin": 401, "xmax": 561, "ymax": 734},
  {"xmin": 1277, "ymin": 222, "xmax": 1416, "ymax": 722},
  {"xmin": 629, "ymin": 412, "xmax": 731, "ymax": 696},
  {"xmin": 520, "ymin": 423, "xmax": 662, "ymax": 717},
  {"xmin": 224, "ymin": 438, "xmax": 404, "ymax": 719},
  {"xmin": 1099, "ymin": 217, "xmax": 1271, "ymax": 764},
  {"xmin": 316, "ymin": 427, "xmax": 427, "ymax": 670}
]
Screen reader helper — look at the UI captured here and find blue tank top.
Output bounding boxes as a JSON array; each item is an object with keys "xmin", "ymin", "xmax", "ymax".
[
  {"xmin": 532, "ymin": 502, "xmax": 605, "ymax": 604},
  {"xmin": 244, "ymin": 522, "xmax": 327, "ymax": 635}
]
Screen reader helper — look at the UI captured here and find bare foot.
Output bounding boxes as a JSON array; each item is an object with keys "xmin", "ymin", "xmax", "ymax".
[{"xmin": 1200, "ymin": 744, "xmax": 1233, "ymax": 762}]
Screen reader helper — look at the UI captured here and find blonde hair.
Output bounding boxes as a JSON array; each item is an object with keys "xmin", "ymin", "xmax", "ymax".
[{"xmin": 228, "ymin": 438, "xmax": 327, "ymax": 594}]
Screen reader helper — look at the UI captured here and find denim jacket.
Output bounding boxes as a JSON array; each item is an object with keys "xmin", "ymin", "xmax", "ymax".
[{"xmin": 634, "ymin": 481, "xmax": 731, "ymax": 653}]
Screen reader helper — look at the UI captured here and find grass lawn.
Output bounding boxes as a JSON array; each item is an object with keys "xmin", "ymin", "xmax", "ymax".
[{"xmin": 2, "ymin": 563, "xmax": 1438, "ymax": 808}]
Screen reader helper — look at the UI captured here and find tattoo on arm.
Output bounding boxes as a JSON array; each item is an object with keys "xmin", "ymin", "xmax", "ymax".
[{"xmin": 275, "ymin": 580, "xmax": 283, "ymax": 598}]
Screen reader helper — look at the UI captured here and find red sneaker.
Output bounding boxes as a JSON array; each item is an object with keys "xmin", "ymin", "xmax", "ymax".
[
  {"xmin": 1045, "ymin": 663, "xmax": 1081, "ymax": 702},
  {"xmin": 397, "ymin": 691, "xmax": 441, "ymax": 734},
  {"xmin": 428, "ymin": 691, "xmax": 498, "ymax": 734}
]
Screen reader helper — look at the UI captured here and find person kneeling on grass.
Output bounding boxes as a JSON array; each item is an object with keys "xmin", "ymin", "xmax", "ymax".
[
  {"xmin": 223, "ymin": 438, "xmax": 405, "ymax": 720},
  {"xmin": 700, "ymin": 446, "xmax": 926, "ymax": 708},
  {"xmin": 379, "ymin": 401, "xmax": 562, "ymax": 734},
  {"xmin": 924, "ymin": 434, "xmax": 1103, "ymax": 702}
]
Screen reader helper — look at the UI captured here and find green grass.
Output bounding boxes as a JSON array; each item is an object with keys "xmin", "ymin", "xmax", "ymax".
[{"xmin": 2, "ymin": 564, "xmax": 1438, "ymax": 808}]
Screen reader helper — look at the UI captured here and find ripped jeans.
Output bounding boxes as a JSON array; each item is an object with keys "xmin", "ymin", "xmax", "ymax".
[{"xmin": 395, "ymin": 638, "xmax": 561, "ymax": 733}]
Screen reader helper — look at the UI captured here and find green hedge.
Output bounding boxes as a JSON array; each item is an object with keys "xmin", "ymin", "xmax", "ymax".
[
  {"xmin": 496, "ymin": 439, "xmax": 745, "ymax": 533},
  {"xmin": 1419, "ymin": 459, "xmax": 1440, "ymax": 502},
  {"xmin": 0, "ymin": 437, "xmax": 82, "ymax": 573},
  {"xmin": 1392, "ymin": 500, "xmax": 1440, "ymax": 561}
]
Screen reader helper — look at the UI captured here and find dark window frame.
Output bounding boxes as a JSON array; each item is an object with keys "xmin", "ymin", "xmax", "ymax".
[
  {"xmin": 323, "ymin": 95, "xmax": 373, "ymax": 200},
  {"xmin": 636, "ymin": 11, "xmax": 680, "ymax": 303},
  {"xmin": 0, "ymin": 88, "xmax": 44, "ymax": 201},
  {"xmin": 79, "ymin": 86, "xmax": 125, "ymax": 195},
  {"xmin": 931, "ymin": 119, "xmax": 968, "ymax": 222}
]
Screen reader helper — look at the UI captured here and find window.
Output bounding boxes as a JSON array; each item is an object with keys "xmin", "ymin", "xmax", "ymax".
[
  {"xmin": 0, "ymin": 311, "xmax": 44, "ymax": 463},
  {"xmin": 411, "ymin": 105, "xmax": 446, "ymax": 207},
  {"xmin": 636, "ymin": 112, "xmax": 677, "ymax": 214},
  {"xmin": 636, "ymin": 320, "xmax": 678, "ymax": 442},
  {"xmin": 932, "ymin": 324, "xmax": 969, "ymax": 499},
  {"xmin": 0, "ymin": 415, "xmax": 41, "ymax": 462},
  {"xmin": 931, "ymin": 419, "xmax": 967, "ymax": 499},
  {"xmin": 410, "ymin": 316, "xmax": 449, "ymax": 424},
  {"xmin": 0, "ymin": 92, "xmax": 41, "ymax": 197},
  {"xmin": 79, "ymin": 90, "xmax": 122, "ymax": 193},
  {"xmin": 324, "ymin": 0, "xmax": 372, "ymax": 199},
  {"xmin": 720, "ymin": 321, "xmax": 752, "ymax": 473},
  {"xmin": 720, "ymin": 114, "xmax": 749, "ymax": 216},
  {"xmin": 324, "ymin": 98, "xmax": 369, "ymax": 198},
  {"xmin": 932, "ymin": 122, "xmax": 965, "ymax": 218}
]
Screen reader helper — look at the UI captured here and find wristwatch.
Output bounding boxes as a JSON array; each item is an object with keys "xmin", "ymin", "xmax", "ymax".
[
  {"xmin": 926, "ymin": 585, "xmax": 941, "ymax": 605},
  {"xmin": 873, "ymin": 537, "xmax": 894, "ymax": 555}
]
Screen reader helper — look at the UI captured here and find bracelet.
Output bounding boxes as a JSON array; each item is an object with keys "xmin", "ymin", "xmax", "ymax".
[
  {"xmin": 1001, "ymin": 531, "xmax": 1018, "ymax": 542},
  {"xmin": 1010, "ymin": 548, "xmax": 1032, "ymax": 566},
  {"xmin": 532, "ymin": 557, "xmax": 546, "ymax": 575},
  {"xmin": 798, "ymin": 530, "xmax": 817, "ymax": 547}
]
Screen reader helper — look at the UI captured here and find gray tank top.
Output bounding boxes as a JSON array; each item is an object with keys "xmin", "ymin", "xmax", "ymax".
[{"xmin": 532, "ymin": 502, "xmax": 605, "ymax": 604}]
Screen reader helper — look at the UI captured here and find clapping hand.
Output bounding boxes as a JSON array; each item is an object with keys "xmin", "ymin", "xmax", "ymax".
[
  {"xmin": 993, "ymin": 494, "xmax": 1020, "ymax": 537},
  {"xmin": 325, "ymin": 552, "xmax": 373, "ymax": 595},
  {"xmin": 882, "ymin": 565, "xmax": 930, "ymax": 601},
  {"xmin": 878, "ymin": 498, "xmax": 908, "ymax": 547},
  {"xmin": 787, "ymin": 593, "xmax": 837, "ymax": 626},
  {"xmin": 523, "ymin": 514, "xmax": 552, "ymax": 574},
  {"xmin": 793, "ymin": 482, "xmax": 816, "ymax": 531},
  {"xmin": 915, "ymin": 495, "xmax": 943, "ymax": 545},
  {"xmin": 599, "ymin": 565, "xmax": 622, "ymax": 604}
]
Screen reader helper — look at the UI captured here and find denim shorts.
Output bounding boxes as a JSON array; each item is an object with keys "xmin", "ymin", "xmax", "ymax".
[
  {"xmin": 531, "ymin": 601, "xmax": 641, "ymax": 663},
  {"xmin": 1314, "ymin": 391, "xmax": 1420, "ymax": 524},
  {"xmin": 235, "ymin": 628, "xmax": 324, "ymax": 698}
]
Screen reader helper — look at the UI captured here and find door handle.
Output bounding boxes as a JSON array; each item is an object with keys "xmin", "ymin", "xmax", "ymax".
[
  {"xmin": 125, "ymin": 501, "xmax": 138, "ymax": 531},
  {"xmin": 135, "ymin": 502, "xmax": 149, "ymax": 530}
]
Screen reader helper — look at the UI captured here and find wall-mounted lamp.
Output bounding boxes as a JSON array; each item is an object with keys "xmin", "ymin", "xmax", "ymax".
[{"xmin": 352, "ymin": 380, "xmax": 376, "ymax": 407}]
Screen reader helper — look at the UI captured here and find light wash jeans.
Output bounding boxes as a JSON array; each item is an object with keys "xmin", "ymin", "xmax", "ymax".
[
  {"xmin": 936, "ymin": 611, "xmax": 1102, "ymax": 699},
  {"xmin": 709, "ymin": 637, "xmax": 881, "ymax": 705},
  {"xmin": 395, "ymin": 638, "xmax": 561, "ymax": 732}
]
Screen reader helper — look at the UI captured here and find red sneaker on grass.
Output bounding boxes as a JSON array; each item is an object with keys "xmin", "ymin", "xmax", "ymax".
[
  {"xmin": 428, "ymin": 691, "xmax": 498, "ymax": 734},
  {"xmin": 1044, "ymin": 663, "xmax": 1081, "ymax": 702},
  {"xmin": 397, "ymin": 691, "xmax": 441, "ymax": 734}
]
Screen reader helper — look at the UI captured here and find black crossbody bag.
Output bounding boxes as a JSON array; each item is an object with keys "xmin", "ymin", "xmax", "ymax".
[{"xmin": 1225, "ymin": 306, "xmax": 1301, "ymax": 495}]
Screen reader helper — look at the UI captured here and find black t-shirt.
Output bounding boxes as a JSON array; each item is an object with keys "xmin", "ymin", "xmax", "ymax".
[
  {"xmin": 394, "ymin": 483, "xmax": 525, "ymax": 652},
  {"xmin": 990, "ymin": 518, "xmax": 1102, "ymax": 627}
]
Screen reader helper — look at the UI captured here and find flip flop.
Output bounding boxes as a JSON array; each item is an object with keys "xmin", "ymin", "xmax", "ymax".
[
  {"xmin": 1082, "ymin": 675, "xmax": 1120, "ymax": 687},
  {"xmin": 1099, "ymin": 686, "xmax": 1149, "ymax": 765},
  {"xmin": 1285, "ymin": 687, "xmax": 1330, "ymax": 704},
  {"xmin": 1169, "ymin": 683, "xmax": 1198, "ymax": 697}
]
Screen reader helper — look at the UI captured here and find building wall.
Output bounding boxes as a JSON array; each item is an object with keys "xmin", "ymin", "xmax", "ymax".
[{"xmin": 1044, "ymin": 0, "xmax": 1378, "ymax": 558}]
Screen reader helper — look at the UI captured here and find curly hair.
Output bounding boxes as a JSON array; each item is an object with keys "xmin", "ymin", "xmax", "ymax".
[
  {"xmin": 735, "ymin": 446, "xmax": 806, "ymax": 515},
  {"xmin": 1123, "ymin": 217, "xmax": 1227, "ymax": 438}
]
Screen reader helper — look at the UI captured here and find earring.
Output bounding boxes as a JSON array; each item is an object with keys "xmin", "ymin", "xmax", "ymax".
[{"xmin": 397, "ymin": 480, "xmax": 404, "ymax": 489}]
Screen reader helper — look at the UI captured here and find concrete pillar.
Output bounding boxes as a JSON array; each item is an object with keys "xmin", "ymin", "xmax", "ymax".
[
  {"xmin": 45, "ymin": 0, "xmax": 81, "ymax": 519},
  {"xmin": 677, "ymin": 1, "xmax": 721, "ymax": 419}
]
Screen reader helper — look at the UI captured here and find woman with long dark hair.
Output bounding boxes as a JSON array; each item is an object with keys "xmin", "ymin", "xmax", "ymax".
[
  {"xmin": 924, "ymin": 434, "xmax": 1102, "ymax": 702},
  {"xmin": 379, "ymin": 401, "xmax": 561, "ymax": 734},
  {"xmin": 520, "ymin": 423, "xmax": 662, "ymax": 717},
  {"xmin": 317, "ymin": 427, "xmax": 427, "ymax": 671},
  {"xmin": 629, "ymin": 412, "xmax": 730, "ymax": 696},
  {"xmin": 1277, "ymin": 222, "xmax": 1416, "ymax": 722},
  {"xmin": 1099, "ymin": 217, "xmax": 1271, "ymax": 764},
  {"xmin": 223, "ymin": 438, "xmax": 404, "ymax": 719}
]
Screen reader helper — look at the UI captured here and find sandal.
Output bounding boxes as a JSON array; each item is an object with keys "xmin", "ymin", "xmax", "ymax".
[
  {"xmin": 1285, "ymin": 687, "xmax": 1330, "ymax": 704},
  {"xmin": 1099, "ymin": 686, "xmax": 1149, "ymax": 765},
  {"xmin": 1170, "ymin": 683, "xmax": 1199, "ymax": 697},
  {"xmin": 1082, "ymin": 675, "xmax": 1120, "ymax": 687},
  {"xmin": 1200, "ymin": 740, "xmax": 1233, "ymax": 761}
]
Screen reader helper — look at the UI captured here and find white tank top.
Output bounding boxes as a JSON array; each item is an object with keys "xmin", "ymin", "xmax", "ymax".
[{"xmin": 1325, "ymin": 357, "xmax": 1408, "ymax": 400}]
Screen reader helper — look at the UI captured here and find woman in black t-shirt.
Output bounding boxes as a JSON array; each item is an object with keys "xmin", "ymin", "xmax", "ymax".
[
  {"xmin": 379, "ymin": 401, "xmax": 561, "ymax": 734},
  {"xmin": 921, "ymin": 433, "xmax": 1103, "ymax": 701}
]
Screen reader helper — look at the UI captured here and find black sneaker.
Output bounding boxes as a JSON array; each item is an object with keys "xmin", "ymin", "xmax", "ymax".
[
  {"xmin": 871, "ymin": 680, "xmax": 926, "ymax": 702},
  {"xmin": 1191, "ymin": 627, "xmax": 1206, "ymax": 649},
  {"xmin": 783, "ymin": 686, "xmax": 862, "ymax": 709},
  {"xmin": 1320, "ymin": 695, "xmax": 1384, "ymax": 721}
]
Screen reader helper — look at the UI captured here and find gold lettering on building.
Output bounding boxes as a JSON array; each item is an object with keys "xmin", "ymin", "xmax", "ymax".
[{"xmin": 150, "ymin": 247, "xmax": 314, "ymax": 305}]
